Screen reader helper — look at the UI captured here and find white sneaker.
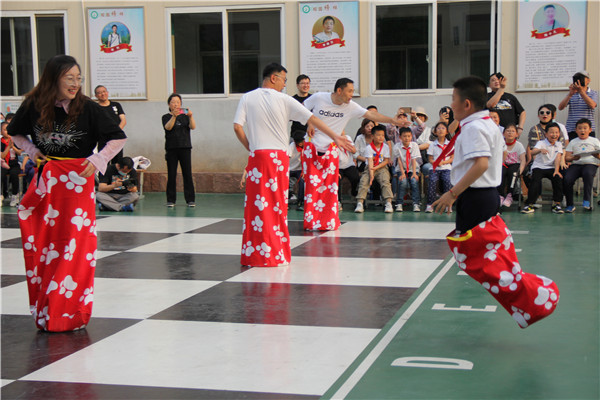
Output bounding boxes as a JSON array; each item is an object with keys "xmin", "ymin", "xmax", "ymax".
[
  {"xmin": 395, "ymin": 204, "xmax": 403, "ymax": 212},
  {"xmin": 413, "ymin": 203, "xmax": 421, "ymax": 212},
  {"xmin": 384, "ymin": 202, "xmax": 393, "ymax": 213},
  {"xmin": 425, "ymin": 205, "xmax": 434, "ymax": 213},
  {"xmin": 10, "ymin": 195, "xmax": 19, "ymax": 207},
  {"xmin": 354, "ymin": 202, "xmax": 364, "ymax": 213},
  {"xmin": 502, "ymin": 193, "xmax": 513, "ymax": 207}
]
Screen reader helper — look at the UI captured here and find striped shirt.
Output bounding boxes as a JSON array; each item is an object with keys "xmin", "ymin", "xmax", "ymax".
[{"xmin": 566, "ymin": 88, "xmax": 598, "ymax": 132}]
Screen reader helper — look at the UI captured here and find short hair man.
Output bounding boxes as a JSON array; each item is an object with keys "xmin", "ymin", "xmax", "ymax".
[
  {"xmin": 96, "ymin": 156, "xmax": 139, "ymax": 212},
  {"xmin": 302, "ymin": 77, "xmax": 402, "ymax": 230},
  {"xmin": 233, "ymin": 63, "xmax": 353, "ymax": 267},
  {"xmin": 291, "ymin": 74, "xmax": 312, "ymax": 134},
  {"xmin": 558, "ymin": 70, "xmax": 598, "ymax": 140},
  {"xmin": 95, "ymin": 85, "xmax": 126, "ymax": 164},
  {"xmin": 486, "ymin": 73, "xmax": 526, "ymax": 133},
  {"xmin": 313, "ymin": 16, "xmax": 339, "ymax": 44}
]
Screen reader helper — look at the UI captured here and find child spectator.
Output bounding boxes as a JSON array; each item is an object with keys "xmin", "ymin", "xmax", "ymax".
[
  {"xmin": 288, "ymin": 130, "xmax": 305, "ymax": 210},
  {"xmin": 425, "ymin": 122, "xmax": 453, "ymax": 213},
  {"xmin": 498, "ymin": 123, "xmax": 526, "ymax": 207},
  {"xmin": 488, "ymin": 110, "xmax": 504, "ymax": 133},
  {"xmin": 354, "ymin": 119, "xmax": 375, "ymax": 172},
  {"xmin": 354, "ymin": 125, "xmax": 394, "ymax": 213},
  {"xmin": 338, "ymin": 133, "xmax": 359, "ymax": 211},
  {"xmin": 521, "ymin": 122, "xmax": 564, "ymax": 214},
  {"xmin": 1, "ymin": 121, "xmax": 22, "ymax": 206},
  {"xmin": 393, "ymin": 127, "xmax": 421, "ymax": 212},
  {"xmin": 563, "ymin": 118, "xmax": 600, "ymax": 212}
]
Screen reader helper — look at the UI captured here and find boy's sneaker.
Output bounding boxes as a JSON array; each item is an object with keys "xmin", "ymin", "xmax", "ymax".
[
  {"xmin": 187, "ymin": 202, "xmax": 196, "ymax": 208},
  {"xmin": 564, "ymin": 205, "xmax": 575, "ymax": 213},
  {"xmin": 502, "ymin": 193, "xmax": 513, "ymax": 208},
  {"xmin": 582, "ymin": 200, "xmax": 592, "ymax": 211},
  {"xmin": 551, "ymin": 204, "xmax": 564, "ymax": 214},
  {"xmin": 499, "ymin": 195, "xmax": 504, "ymax": 205},
  {"xmin": 354, "ymin": 202, "xmax": 364, "ymax": 213},
  {"xmin": 521, "ymin": 205, "xmax": 535, "ymax": 214},
  {"xmin": 413, "ymin": 203, "xmax": 421, "ymax": 212},
  {"xmin": 384, "ymin": 202, "xmax": 393, "ymax": 213},
  {"xmin": 395, "ymin": 204, "xmax": 403, "ymax": 212},
  {"xmin": 166, "ymin": 202, "xmax": 175, "ymax": 208},
  {"xmin": 121, "ymin": 204, "xmax": 134, "ymax": 212},
  {"xmin": 425, "ymin": 205, "xmax": 434, "ymax": 213},
  {"xmin": 9, "ymin": 195, "xmax": 19, "ymax": 207}
]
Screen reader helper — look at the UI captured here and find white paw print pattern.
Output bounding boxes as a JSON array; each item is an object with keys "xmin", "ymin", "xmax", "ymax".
[
  {"xmin": 482, "ymin": 281, "xmax": 499, "ymax": 294},
  {"xmin": 58, "ymin": 275, "xmax": 78, "ymax": 298},
  {"xmin": 328, "ymin": 182, "xmax": 338, "ymax": 193},
  {"xmin": 331, "ymin": 204, "xmax": 338, "ymax": 214},
  {"xmin": 273, "ymin": 225, "xmax": 288, "ymax": 242},
  {"xmin": 24, "ymin": 235, "xmax": 37, "ymax": 252},
  {"xmin": 90, "ymin": 191, "xmax": 96, "ymax": 201},
  {"xmin": 314, "ymin": 200, "xmax": 326, "ymax": 212},
  {"xmin": 272, "ymin": 157, "xmax": 284, "ymax": 172},
  {"xmin": 484, "ymin": 242, "xmax": 501, "ymax": 261},
  {"xmin": 305, "ymin": 211, "xmax": 314, "ymax": 222},
  {"xmin": 511, "ymin": 306, "xmax": 531, "ymax": 328},
  {"xmin": 305, "ymin": 194, "xmax": 313, "ymax": 203},
  {"xmin": 275, "ymin": 249, "xmax": 286, "ymax": 263},
  {"xmin": 40, "ymin": 243, "xmax": 60, "ymax": 265},
  {"xmin": 316, "ymin": 185, "xmax": 327, "ymax": 194},
  {"xmin": 273, "ymin": 202, "xmax": 283, "ymax": 215},
  {"xmin": 248, "ymin": 168, "xmax": 262, "ymax": 184},
  {"xmin": 45, "ymin": 171, "xmax": 58, "ymax": 193},
  {"xmin": 37, "ymin": 305, "xmax": 50, "ymax": 329},
  {"xmin": 46, "ymin": 280, "xmax": 59, "ymax": 294},
  {"xmin": 326, "ymin": 219, "xmax": 337, "ymax": 230},
  {"xmin": 71, "ymin": 208, "xmax": 92, "ymax": 231},
  {"xmin": 452, "ymin": 247, "xmax": 467, "ymax": 269},
  {"xmin": 534, "ymin": 279, "xmax": 559, "ymax": 310},
  {"xmin": 43, "ymin": 204, "xmax": 60, "ymax": 226},
  {"xmin": 303, "ymin": 147, "xmax": 313, "ymax": 159},
  {"xmin": 256, "ymin": 242, "xmax": 271, "ymax": 258},
  {"xmin": 63, "ymin": 238, "xmax": 77, "ymax": 261},
  {"xmin": 314, "ymin": 161, "xmax": 323, "ymax": 170},
  {"xmin": 326, "ymin": 163, "xmax": 337, "ymax": 176},
  {"xmin": 79, "ymin": 286, "xmax": 94, "ymax": 305},
  {"xmin": 498, "ymin": 263, "xmax": 522, "ymax": 291},
  {"xmin": 26, "ymin": 267, "xmax": 42, "ymax": 285},
  {"xmin": 251, "ymin": 216, "xmax": 264, "ymax": 232},
  {"xmin": 18, "ymin": 205, "xmax": 35, "ymax": 221},
  {"xmin": 244, "ymin": 194, "xmax": 248, "ymax": 208},
  {"xmin": 60, "ymin": 171, "xmax": 87, "ymax": 193},
  {"xmin": 265, "ymin": 178, "xmax": 278, "ymax": 192},
  {"xmin": 86, "ymin": 250, "xmax": 97, "ymax": 267},
  {"xmin": 312, "ymin": 220, "xmax": 322, "ymax": 230},
  {"xmin": 309, "ymin": 174, "xmax": 321, "ymax": 187},
  {"xmin": 302, "ymin": 161, "xmax": 308, "ymax": 174},
  {"xmin": 502, "ymin": 228, "xmax": 513, "ymax": 250},
  {"xmin": 242, "ymin": 241, "xmax": 255, "ymax": 257},
  {"xmin": 254, "ymin": 195, "xmax": 268, "ymax": 211}
]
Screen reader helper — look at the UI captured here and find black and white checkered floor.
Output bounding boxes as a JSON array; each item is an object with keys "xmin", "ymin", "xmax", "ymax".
[{"xmin": 1, "ymin": 211, "xmax": 454, "ymax": 399}]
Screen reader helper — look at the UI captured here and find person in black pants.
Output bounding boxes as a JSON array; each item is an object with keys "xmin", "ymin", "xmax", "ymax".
[{"xmin": 162, "ymin": 93, "xmax": 196, "ymax": 207}]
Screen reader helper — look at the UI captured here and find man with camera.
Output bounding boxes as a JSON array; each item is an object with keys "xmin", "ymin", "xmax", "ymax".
[
  {"xmin": 559, "ymin": 71, "xmax": 598, "ymax": 140},
  {"xmin": 96, "ymin": 156, "xmax": 139, "ymax": 212},
  {"xmin": 486, "ymin": 73, "xmax": 526, "ymax": 134}
]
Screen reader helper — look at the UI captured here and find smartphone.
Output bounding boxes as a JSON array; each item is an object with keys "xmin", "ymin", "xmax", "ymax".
[
  {"xmin": 573, "ymin": 75, "xmax": 585, "ymax": 86},
  {"xmin": 495, "ymin": 72, "xmax": 504, "ymax": 80},
  {"xmin": 179, "ymin": 108, "xmax": 189, "ymax": 115}
]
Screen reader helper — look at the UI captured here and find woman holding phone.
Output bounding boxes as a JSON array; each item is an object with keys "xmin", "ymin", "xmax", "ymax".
[{"xmin": 162, "ymin": 93, "xmax": 196, "ymax": 207}]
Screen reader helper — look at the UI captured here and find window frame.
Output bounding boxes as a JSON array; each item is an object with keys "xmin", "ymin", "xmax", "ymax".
[
  {"xmin": 1, "ymin": 10, "xmax": 68, "ymax": 99},
  {"xmin": 370, "ymin": 0, "xmax": 497, "ymax": 95},
  {"xmin": 165, "ymin": 4, "xmax": 285, "ymax": 99}
]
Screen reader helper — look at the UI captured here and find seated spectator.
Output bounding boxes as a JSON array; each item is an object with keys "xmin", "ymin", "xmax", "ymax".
[
  {"xmin": 1, "ymin": 121, "xmax": 22, "ymax": 206},
  {"xmin": 498, "ymin": 124, "xmax": 526, "ymax": 208},
  {"xmin": 354, "ymin": 119, "xmax": 375, "ymax": 172},
  {"xmin": 563, "ymin": 118, "xmax": 600, "ymax": 212},
  {"xmin": 20, "ymin": 153, "xmax": 35, "ymax": 192},
  {"xmin": 354, "ymin": 125, "xmax": 394, "ymax": 213},
  {"xmin": 288, "ymin": 130, "xmax": 305, "ymax": 210},
  {"xmin": 393, "ymin": 127, "xmax": 421, "ymax": 212},
  {"xmin": 489, "ymin": 110, "xmax": 504, "ymax": 134},
  {"xmin": 521, "ymin": 123, "xmax": 564, "ymax": 214},
  {"xmin": 338, "ymin": 133, "xmax": 359, "ymax": 211},
  {"xmin": 96, "ymin": 156, "xmax": 139, "ymax": 212},
  {"xmin": 558, "ymin": 71, "xmax": 598, "ymax": 140},
  {"xmin": 425, "ymin": 122, "xmax": 453, "ymax": 213}
]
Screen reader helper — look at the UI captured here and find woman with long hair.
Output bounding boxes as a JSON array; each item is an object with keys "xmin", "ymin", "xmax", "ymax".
[{"xmin": 7, "ymin": 55, "xmax": 126, "ymax": 331}]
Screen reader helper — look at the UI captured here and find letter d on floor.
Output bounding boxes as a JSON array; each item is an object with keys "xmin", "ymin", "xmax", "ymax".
[{"xmin": 391, "ymin": 357, "xmax": 473, "ymax": 370}]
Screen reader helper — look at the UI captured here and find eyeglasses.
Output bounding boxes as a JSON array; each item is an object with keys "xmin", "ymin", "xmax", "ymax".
[
  {"xmin": 539, "ymin": 110, "xmax": 551, "ymax": 115},
  {"xmin": 274, "ymin": 74, "xmax": 287, "ymax": 83},
  {"xmin": 63, "ymin": 75, "xmax": 84, "ymax": 86}
]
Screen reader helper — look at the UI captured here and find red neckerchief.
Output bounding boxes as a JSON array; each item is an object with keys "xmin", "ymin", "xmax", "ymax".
[
  {"xmin": 402, "ymin": 144, "xmax": 411, "ymax": 173},
  {"xmin": 505, "ymin": 139, "xmax": 516, "ymax": 146},
  {"xmin": 432, "ymin": 116, "xmax": 491, "ymax": 171},
  {"xmin": 370, "ymin": 142, "xmax": 384, "ymax": 167}
]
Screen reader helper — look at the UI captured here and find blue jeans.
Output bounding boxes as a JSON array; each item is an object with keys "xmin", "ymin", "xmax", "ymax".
[{"xmin": 396, "ymin": 172, "xmax": 421, "ymax": 204}]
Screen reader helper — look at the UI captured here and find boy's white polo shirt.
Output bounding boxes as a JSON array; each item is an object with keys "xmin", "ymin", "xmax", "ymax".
[{"xmin": 531, "ymin": 139, "xmax": 563, "ymax": 170}]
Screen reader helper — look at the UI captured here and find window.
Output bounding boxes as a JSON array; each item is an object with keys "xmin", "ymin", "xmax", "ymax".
[
  {"xmin": 169, "ymin": 7, "xmax": 281, "ymax": 95},
  {"xmin": 1, "ymin": 14, "xmax": 65, "ymax": 96},
  {"xmin": 374, "ymin": 1, "xmax": 494, "ymax": 91}
]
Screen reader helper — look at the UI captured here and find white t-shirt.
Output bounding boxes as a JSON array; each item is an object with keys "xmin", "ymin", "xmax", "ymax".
[
  {"xmin": 233, "ymin": 88, "xmax": 313, "ymax": 152},
  {"xmin": 531, "ymin": 139, "xmax": 563, "ymax": 170},
  {"xmin": 303, "ymin": 92, "xmax": 367, "ymax": 152},
  {"xmin": 393, "ymin": 142, "xmax": 421, "ymax": 173},
  {"xmin": 288, "ymin": 142, "xmax": 303, "ymax": 171},
  {"xmin": 427, "ymin": 138, "xmax": 452, "ymax": 171},
  {"xmin": 505, "ymin": 141, "xmax": 526, "ymax": 165},
  {"xmin": 338, "ymin": 135, "xmax": 356, "ymax": 169},
  {"xmin": 451, "ymin": 110, "xmax": 504, "ymax": 187},
  {"xmin": 361, "ymin": 142, "xmax": 390, "ymax": 167},
  {"xmin": 565, "ymin": 136, "xmax": 600, "ymax": 166}
]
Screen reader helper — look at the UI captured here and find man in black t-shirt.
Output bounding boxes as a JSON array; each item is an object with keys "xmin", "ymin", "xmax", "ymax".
[
  {"xmin": 290, "ymin": 74, "xmax": 312, "ymax": 134},
  {"xmin": 95, "ymin": 85, "xmax": 126, "ymax": 163},
  {"xmin": 486, "ymin": 73, "xmax": 526, "ymax": 136},
  {"xmin": 96, "ymin": 156, "xmax": 139, "ymax": 211}
]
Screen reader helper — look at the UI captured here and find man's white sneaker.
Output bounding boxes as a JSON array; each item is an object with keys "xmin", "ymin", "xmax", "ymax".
[
  {"xmin": 413, "ymin": 203, "xmax": 421, "ymax": 212},
  {"xmin": 9, "ymin": 195, "xmax": 19, "ymax": 207},
  {"xmin": 384, "ymin": 203, "xmax": 393, "ymax": 213},
  {"xmin": 354, "ymin": 202, "xmax": 364, "ymax": 213},
  {"xmin": 395, "ymin": 204, "xmax": 403, "ymax": 212}
]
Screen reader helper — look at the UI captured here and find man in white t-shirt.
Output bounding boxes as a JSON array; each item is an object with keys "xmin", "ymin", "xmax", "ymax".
[
  {"xmin": 233, "ymin": 63, "xmax": 353, "ymax": 267},
  {"xmin": 302, "ymin": 77, "xmax": 401, "ymax": 230}
]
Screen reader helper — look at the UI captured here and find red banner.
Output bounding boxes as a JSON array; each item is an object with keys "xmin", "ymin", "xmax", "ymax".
[
  {"xmin": 531, "ymin": 27, "xmax": 570, "ymax": 39},
  {"xmin": 100, "ymin": 43, "xmax": 132, "ymax": 53},
  {"xmin": 311, "ymin": 38, "xmax": 345, "ymax": 49}
]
